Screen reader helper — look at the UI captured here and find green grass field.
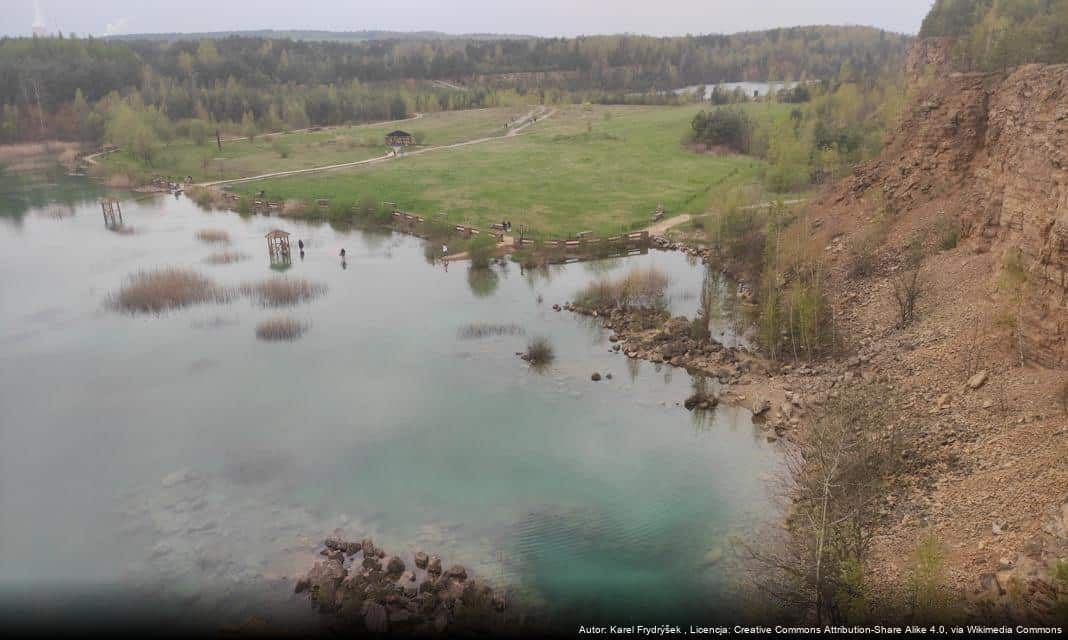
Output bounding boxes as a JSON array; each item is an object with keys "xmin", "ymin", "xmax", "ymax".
[
  {"xmin": 233, "ymin": 105, "xmax": 772, "ymax": 238},
  {"xmin": 102, "ymin": 107, "xmax": 525, "ymax": 183}
]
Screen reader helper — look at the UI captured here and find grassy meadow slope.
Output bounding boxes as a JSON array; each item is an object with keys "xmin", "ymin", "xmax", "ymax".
[
  {"xmin": 101, "ymin": 108, "xmax": 524, "ymax": 183},
  {"xmin": 233, "ymin": 105, "xmax": 783, "ymax": 237}
]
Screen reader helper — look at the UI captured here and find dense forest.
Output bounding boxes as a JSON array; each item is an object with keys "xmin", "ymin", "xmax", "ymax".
[
  {"xmin": 104, "ymin": 30, "xmax": 535, "ymax": 43},
  {"xmin": 0, "ymin": 26, "xmax": 908, "ymax": 144},
  {"xmin": 920, "ymin": 0, "xmax": 1068, "ymax": 69}
]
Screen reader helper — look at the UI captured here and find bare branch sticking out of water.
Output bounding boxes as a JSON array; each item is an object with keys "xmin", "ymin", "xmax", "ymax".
[
  {"xmin": 109, "ymin": 268, "xmax": 233, "ymax": 314},
  {"xmin": 240, "ymin": 278, "xmax": 327, "ymax": 308},
  {"xmin": 256, "ymin": 317, "xmax": 307, "ymax": 341},
  {"xmin": 457, "ymin": 323, "xmax": 526, "ymax": 340}
]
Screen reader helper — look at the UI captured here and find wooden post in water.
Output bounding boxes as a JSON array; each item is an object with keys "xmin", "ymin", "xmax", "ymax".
[{"xmin": 100, "ymin": 197, "xmax": 123, "ymax": 229}]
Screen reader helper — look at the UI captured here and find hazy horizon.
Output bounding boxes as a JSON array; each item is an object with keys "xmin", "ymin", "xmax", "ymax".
[{"xmin": 10, "ymin": 0, "xmax": 933, "ymax": 39}]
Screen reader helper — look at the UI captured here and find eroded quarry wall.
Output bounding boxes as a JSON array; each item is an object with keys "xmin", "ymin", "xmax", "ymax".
[{"xmin": 845, "ymin": 39, "xmax": 1068, "ymax": 367}]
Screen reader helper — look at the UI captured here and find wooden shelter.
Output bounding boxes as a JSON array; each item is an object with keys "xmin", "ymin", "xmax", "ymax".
[
  {"xmin": 265, "ymin": 229, "xmax": 291, "ymax": 256},
  {"xmin": 385, "ymin": 130, "xmax": 414, "ymax": 146}
]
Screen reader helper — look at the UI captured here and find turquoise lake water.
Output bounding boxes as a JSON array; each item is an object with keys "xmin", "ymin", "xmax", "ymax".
[{"xmin": 0, "ymin": 171, "xmax": 779, "ymax": 630}]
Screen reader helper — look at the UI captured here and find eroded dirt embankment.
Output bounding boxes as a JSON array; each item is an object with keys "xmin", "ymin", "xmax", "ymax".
[{"xmin": 793, "ymin": 37, "xmax": 1068, "ymax": 618}]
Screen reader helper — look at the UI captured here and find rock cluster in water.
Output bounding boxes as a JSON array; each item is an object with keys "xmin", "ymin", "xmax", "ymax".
[{"xmin": 295, "ymin": 536, "xmax": 509, "ymax": 634}]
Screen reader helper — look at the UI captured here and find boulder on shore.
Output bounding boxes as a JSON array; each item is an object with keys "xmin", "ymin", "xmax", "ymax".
[
  {"xmin": 967, "ymin": 370, "xmax": 989, "ymax": 389},
  {"xmin": 386, "ymin": 555, "xmax": 406, "ymax": 575},
  {"xmin": 751, "ymin": 399, "xmax": 771, "ymax": 416},
  {"xmin": 427, "ymin": 555, "xmax": 442, "ymax": 575}
]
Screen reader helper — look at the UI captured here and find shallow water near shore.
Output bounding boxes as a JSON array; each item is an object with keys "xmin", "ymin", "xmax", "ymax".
[{"xmin": 0, "ymin": 173, "xmax": 778, "ymax": 630}]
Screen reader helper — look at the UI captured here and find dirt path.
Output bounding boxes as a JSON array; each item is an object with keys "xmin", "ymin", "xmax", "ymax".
[
  {"xmin": 198, "ymin": 107, "xmax": 554, "ymax": 188},
  {"xmin": 82, "ymin": 148, "xmax": 117, "ymax": 166},
  {"xmin": 740, "ymin": 198, "xmax": 808, "ymax": 210},
  {"xmin": 431, "ymin": 80, "xmax": 465, "ymax": 91},
  {"xmin": 638, "ymin": 200, "xmax": 806, "ymax": 237},
  {"xmin": 644, "ymin": 213, "xmax": 692, "ymax": 236},
  {"xmin": 218, "ymin": 112, "xmax": 425, "ymax": 143}
]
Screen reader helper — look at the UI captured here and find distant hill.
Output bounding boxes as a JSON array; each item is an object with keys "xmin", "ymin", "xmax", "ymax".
[{"xmin": 103, "ymin": 29, "xmax": 534, "ymax": 43}]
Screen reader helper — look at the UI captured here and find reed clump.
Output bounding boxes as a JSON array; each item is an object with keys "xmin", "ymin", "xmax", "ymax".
[
  {"xmin": 282, "ymin": 199, "xmax": 307, "ymax": 217},
  {"xmin": 109, "ymin": 268, "xmax": 231, "ymax": 313},
  {"xmin": 524, "ymin": 335, "xmax": 555, "ymax": 366},
  {"xmin": 204, "ymin": 251, "xmax": 249, "ymax": 265},
  {"xmin": 240, "ymin": 278, "xmax": 327, "ymax": 307},
  {"xmin": 255, "ymin": 317, "xmax": 307, "ymax": 341},
  {"xmin": 195, "ymin": 229, "xmax": 231, "ymax": 244},
  {"xmin": 574, "ymin": 266, "xmax": 669, "ymax": 310},
  {"xmin": 458, "ymin": 323, "xmax": 525, "ymax": 339}
]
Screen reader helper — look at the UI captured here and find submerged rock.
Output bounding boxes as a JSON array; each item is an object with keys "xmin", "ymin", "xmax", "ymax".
[
  {"xmin": 306, "ymin": 559, "xmax": 347, "ymax": 613},
  {"xmin": 444, "ymin": 565, "xmax": 467, "ymax": 581},
  {"xmin": 295, "ymin": 537, "xmax": 510, "ymax": 634},
  {"xmin": 161, "ymin": 469, "xmax": 197, "ymax": 488}
]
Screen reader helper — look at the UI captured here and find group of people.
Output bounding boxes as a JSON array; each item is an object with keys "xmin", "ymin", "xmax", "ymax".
[{"xmin": 500, "ymin": 219, "xmax": 513, "ymax": 231}]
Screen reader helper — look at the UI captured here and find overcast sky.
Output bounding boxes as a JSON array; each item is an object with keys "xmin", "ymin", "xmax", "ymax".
[{"xmin": 10, "ymin": 0, "xmax": 934, "ymax": 38}]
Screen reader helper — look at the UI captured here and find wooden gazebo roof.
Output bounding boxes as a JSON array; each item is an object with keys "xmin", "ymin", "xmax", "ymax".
[{"xmin": 265, "ymin": 229, "xmax": 290, "ymax": 239}]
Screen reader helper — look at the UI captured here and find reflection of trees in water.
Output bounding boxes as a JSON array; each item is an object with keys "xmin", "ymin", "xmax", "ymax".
[
  {"xmin": 694, "ymin": 267, "xmax": 748, "ymax": 348},
  {"xmin": 625, "ymin": 356, "xmax": 641, "ymax": 382},
  {"xmin": 467, "ymin": 266, "xmax": 499, "ymax": 297},
  {"xmin": 0, "ymin": 168, "xmax": 103, "ymax": 227},
  {"xmin": 358, "ymin": 228, "xmax": 392, "ymax": 253},
  {"xmin": 581, "ymin": 256, "xmax": 623, "ymax": 275},
  {"xmin": 521, "ymin": 263, "xmax": 565, "ymax": 288},
  {"xmin": 688, "ymin": 374, "xmax": 716, "ymax": 431}
]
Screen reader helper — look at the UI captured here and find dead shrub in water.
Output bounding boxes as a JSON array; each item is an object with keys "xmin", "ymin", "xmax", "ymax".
[
  {"xmin": 574, "ymin": 267, "xmax": 669, "ymax": 310},
  {"xmin": 255, "ymin": 317, "xmax": 307, "ymax": 341},
  {"xmin": 195, "ymin": 229, "xmax": 231, "ymax": 244},
  {"xmin": 204, "ymin": 251, "xmax": 249, "ymax": 265},
  {"xmin": 458, "ymin": 323, "xmax": 525, "ymax": 339},
  {"xmin": 109, "ymin": 268, "xmax": 232, "ymax": 314},
  {"xmin": 467, "ymin": 235, "xmax": 498, "ymax": 269},
  {"xmin": 189, "ymin": 186, "xmax": 221, "ymax": 209},
  {"xmin": 524, "ymin": 335, "xmax": 555, "ymax": 366},
  {"xmin": 240, "ymin": 278, "xmax": 327, "ymax": 307}
]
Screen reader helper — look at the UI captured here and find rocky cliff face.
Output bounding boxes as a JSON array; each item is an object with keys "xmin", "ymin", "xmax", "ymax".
[{"xmin": 844, "ymin": 39, "xmax": 1068, "ymax": 367}]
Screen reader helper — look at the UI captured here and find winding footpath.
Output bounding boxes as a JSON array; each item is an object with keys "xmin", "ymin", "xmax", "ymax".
[{"xmin": 197, "ymin": 106, "xmax": 554, "ymax": 188}]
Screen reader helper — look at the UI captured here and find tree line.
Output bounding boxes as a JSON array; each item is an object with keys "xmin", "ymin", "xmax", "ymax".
[
  {"xmin": 0, "ymin": 26, "xmax": 908, "ymax": 144},
  {"xmin": 920, "ymin": 0, "xmax": 1068, "ymax": 70}
]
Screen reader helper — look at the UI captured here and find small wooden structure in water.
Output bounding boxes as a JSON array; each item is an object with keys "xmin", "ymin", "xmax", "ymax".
[
  {"xmin": 265, "ymin": 229, "xmax": 291, "ymax": 256},
  {"xmin": 100, "ymin": 197, "xmax": 123, "ymax": 229},
  {"xmin": 266, "ymin": 229, "xmax": 292, "ymax": 270}
]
